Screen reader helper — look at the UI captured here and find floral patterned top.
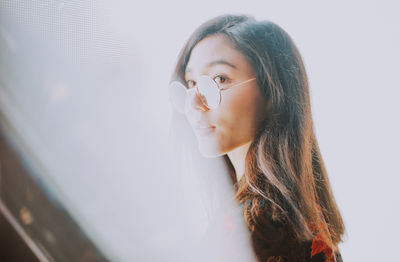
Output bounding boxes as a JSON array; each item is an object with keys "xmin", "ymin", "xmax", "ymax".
[{"xmin": 233, "ymin": 182, "xmax": 343, "ymax": 262}]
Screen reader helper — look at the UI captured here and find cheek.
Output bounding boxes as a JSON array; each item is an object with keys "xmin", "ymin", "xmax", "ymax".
[{"xmin": 216, "ymin": 89, "xmax": 266, "ymax": 144}]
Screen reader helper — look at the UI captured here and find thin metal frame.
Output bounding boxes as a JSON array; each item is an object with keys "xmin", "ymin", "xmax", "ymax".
[{"xmin": 184, "ymin": 75, "xmax": 257, "ymax": 109}]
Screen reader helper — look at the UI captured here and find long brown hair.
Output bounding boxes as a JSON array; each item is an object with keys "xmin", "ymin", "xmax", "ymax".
[{"xmin": 171, "ymin": 14, "xmax": 345, "ymax": 259}]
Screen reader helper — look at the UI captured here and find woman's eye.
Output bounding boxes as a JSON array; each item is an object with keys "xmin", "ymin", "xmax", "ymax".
[
  {"xmin": 186, "ymin": 80, "xmax": 195, "ymax": 89},
  {"xmin": 214, "ymin": 75, "xmax": 227, "ymax": 84}
]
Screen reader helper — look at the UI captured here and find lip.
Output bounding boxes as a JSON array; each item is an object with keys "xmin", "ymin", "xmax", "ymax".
[{"xmin": 194, "ymin": 121, "xmax": 215, "ymax": 136}]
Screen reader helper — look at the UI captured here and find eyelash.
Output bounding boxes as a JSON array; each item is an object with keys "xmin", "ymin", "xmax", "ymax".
[{"xmin": 186, "ymin": 74, "xmax": 229, "ymax": 88}]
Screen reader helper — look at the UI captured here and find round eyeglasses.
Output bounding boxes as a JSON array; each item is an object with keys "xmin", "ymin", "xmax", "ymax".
[{"xmin": 168, "ymin": 75, "xmax": 256, "ymax": 114}]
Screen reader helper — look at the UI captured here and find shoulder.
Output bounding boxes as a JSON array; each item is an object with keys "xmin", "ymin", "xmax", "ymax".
[
  {"xmin": 255, "ymin": 238, "xmax": 342, "ymax": 262},
  {"xmin": 243, "ymin": 199, "xmax": 342, "ymax": 262}
]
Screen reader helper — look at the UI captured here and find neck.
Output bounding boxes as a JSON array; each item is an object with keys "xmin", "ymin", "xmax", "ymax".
[{"xmin": 227, "ymin": 142, "xmax": 251, "ymax": 183}]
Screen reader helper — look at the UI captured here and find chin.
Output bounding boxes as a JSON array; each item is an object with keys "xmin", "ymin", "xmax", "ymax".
[{"xmin": 197, "ymin": 138, "xmax": 226, "ymax": 158}]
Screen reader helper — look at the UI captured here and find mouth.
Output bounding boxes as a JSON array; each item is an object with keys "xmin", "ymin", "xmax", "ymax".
[{"xmin": 194, "ymin": 122, "xmax": 216, "ymax": 136}]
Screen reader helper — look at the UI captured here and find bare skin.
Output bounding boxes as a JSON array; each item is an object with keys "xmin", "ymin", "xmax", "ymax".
[{"xmin": 184, "ymin": 34, "xmax": 268, "ymax": 182}]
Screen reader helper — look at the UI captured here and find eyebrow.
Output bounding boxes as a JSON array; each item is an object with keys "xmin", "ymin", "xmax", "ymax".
[{"xmin": 185, "ymin": 59, "xmax": 237, "ymax": 73}]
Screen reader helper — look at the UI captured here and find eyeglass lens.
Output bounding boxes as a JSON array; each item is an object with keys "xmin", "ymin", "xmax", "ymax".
[{"xmin": 168, "ymin": 75, "xmax": 220, "ymax": 113}]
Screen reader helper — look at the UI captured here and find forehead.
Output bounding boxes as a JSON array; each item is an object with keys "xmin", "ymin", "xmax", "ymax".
[{"xmin": 185, "ymin": 34, "xmax": 253, "ymax": 74}]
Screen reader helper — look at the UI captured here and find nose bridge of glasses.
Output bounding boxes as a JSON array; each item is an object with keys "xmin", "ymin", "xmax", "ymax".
[{"xmin": 186, "ymin": 86, "xmax": 196, "ymax": 94}]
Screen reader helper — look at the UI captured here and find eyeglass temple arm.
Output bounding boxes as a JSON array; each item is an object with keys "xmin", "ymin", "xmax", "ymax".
[{"xmin": 219, "ymin": 77, "xmax": 257, "ymax": 91}]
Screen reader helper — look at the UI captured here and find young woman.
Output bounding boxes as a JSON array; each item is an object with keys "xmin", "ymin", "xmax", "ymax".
[{"xmin": 168, "ymin": 14, "xmax": 345, "ymax": 262}]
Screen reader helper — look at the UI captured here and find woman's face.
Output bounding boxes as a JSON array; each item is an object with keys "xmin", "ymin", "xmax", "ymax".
[{"xmin": 184, "ymin": 34, "xmax": 268, "ymax": 157}]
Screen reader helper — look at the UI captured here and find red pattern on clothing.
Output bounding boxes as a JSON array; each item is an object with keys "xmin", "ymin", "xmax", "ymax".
[
  {"xmin": 308, "ymin": 206, "xmax": 335, "ymax": 262},
  {"xmin": 310, "ymin": 232, "xmax": 333, "ymax": 261}
]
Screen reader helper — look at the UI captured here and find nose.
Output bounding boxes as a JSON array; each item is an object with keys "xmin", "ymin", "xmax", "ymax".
[{"xmin": 185, "ymin": 88, "xmax": 209, "ymax": 113}]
